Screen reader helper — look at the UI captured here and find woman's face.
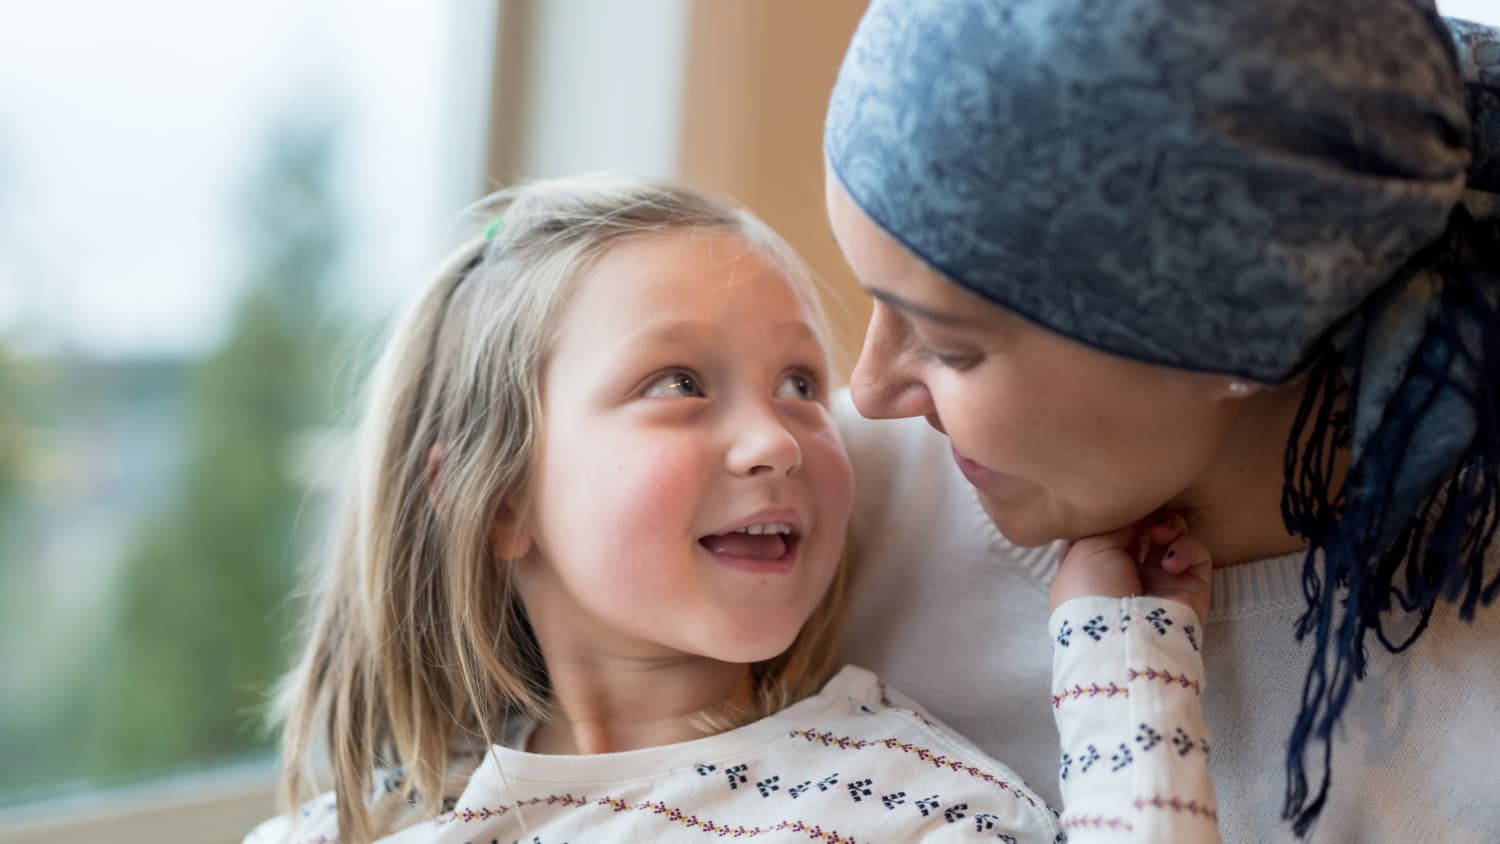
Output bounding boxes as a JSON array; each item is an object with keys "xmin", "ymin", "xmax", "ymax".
[{"xmin": 827, "ymin": 174, "xmax": 1250, "ymax": 546}]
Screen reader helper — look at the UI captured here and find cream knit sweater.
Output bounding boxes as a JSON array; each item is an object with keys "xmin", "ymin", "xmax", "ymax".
[
  {"xmin": 833, "ymin": 393, "xmax": 1500, "ymax": 843},
  {"xmin": 249, "ymin": 608, "xmax": 1213, "ymax": 844}
]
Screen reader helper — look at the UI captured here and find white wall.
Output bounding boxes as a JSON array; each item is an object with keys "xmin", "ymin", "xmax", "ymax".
[{"xmin": 1439, "ymin": 0, "xmax": 1500, "ymax": 24}]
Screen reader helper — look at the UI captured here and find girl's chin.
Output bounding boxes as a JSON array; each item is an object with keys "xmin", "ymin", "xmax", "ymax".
[{"xmin": 697, "ymin": 627, "xmax": 803, "ymax": 666}]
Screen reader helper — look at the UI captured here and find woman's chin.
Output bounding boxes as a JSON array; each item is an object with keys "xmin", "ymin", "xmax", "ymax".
[{"xmin": 975, "ymin": 492, "xmax": 1062, "ymax": 548}]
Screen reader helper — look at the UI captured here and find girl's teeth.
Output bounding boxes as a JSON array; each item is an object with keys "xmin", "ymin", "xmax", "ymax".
[{"xmin": 735, "ymin": 522, "xmax": 792, "ymax": 535}]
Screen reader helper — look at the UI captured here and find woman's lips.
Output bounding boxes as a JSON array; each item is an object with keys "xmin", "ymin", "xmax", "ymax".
[
  {"xmin": 951, "ymin": 445, "xmax": 1002, "ymax": 487},
  {"xmin": 951, "ymin": 447, "xmax": 1035, "ymax": 508}
]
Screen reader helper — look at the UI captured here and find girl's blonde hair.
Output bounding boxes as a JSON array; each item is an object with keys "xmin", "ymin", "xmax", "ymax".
[{"xmin": 273, "ymin": 175, "xmax": 848, "ymax": 843}]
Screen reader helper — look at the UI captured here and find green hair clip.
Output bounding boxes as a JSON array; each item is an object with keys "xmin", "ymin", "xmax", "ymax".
[{"xmin": 484, "ymin": 215, "xmax": 506, "ymax": 241}]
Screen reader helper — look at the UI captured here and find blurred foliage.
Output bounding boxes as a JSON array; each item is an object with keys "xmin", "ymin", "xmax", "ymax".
[
  {"xmin": 0, "ymin": 118, "xmax": 363, "ymax": 799},
  {"xmin": 0, "ymin": 344, "xmax": 35, "ymax": 525}
]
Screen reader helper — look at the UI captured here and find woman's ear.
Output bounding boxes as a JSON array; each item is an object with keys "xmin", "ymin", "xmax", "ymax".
[
  {"xmin": 490, "ymin": 504, "xmax": 534, "ymax": 561},
  {"xmin": 1222, "ymin": 379, "xmax": 1261, "ymax": 399}
]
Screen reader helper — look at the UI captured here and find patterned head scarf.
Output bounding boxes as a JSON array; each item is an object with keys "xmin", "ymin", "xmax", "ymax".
[{"xmin": 826, "ymin": 0, "xmax": 1500, "ymax": 834}]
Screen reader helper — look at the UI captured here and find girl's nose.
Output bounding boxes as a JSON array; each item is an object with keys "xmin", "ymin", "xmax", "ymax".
[
  {"xmin": 726, "ymin": 408, "xmax": 803, "ymax": 477},
  {"xmin": 849, "ymin": 302, "xmax": 937, "ymax": 420}
]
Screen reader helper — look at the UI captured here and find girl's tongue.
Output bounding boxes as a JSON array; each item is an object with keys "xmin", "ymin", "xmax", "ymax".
[{"xmin": 700, "ymin": 532, "xmax": 788, "ymax": 560}]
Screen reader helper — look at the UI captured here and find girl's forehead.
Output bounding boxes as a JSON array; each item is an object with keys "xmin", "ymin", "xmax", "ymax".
[
  {"xmin": 579, "ymin": 232, "xmax": 812, "ymax": 315},
  {"xmin": 547, "ymin": 229, "xmax": 835, "ymax": 368},
  {"xmin": 543, "ymin": 234, "xmax": 832, "ymax": 376}
]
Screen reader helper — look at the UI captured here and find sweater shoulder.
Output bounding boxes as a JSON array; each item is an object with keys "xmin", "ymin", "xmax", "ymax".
[{"xmin": 811, "ymin": 668, "xmax": 1054, "ymax": 811}]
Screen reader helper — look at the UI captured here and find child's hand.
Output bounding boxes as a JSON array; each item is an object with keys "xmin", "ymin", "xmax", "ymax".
[{"xmin": 1048, "ymin": 512, "xmax": 1212, "ymax": 621}]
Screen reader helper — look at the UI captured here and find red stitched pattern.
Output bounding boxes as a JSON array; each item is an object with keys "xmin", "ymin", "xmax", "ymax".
[
  {"xmin": 1051, "ymin": 682, "xmax": 1130, "ymax": 707},
  {"xmin": 433, "ymin": 793, "xmax": 857, "ymax": 842},
  {"xmin": 1061, "ymin": 815, "xmax": 1134, "ymax": 832},
  {"xmin": 1133, "ymin": 794, "xmax": 1218, "ymax": 822},
  {"xmin": 787, "ymin": 729, "xmax": 1038, "ymax": 807},
  {"xmin": 599, "ymin": 797, "xmax": 857, "ymax": 842},
  {"xmin": 1126, "ymin": 667, "xmax": 1201, "ymax": 694},
  {"xmin": 433, "ymin": 792, "xmax": 590, "ymax": 825}
]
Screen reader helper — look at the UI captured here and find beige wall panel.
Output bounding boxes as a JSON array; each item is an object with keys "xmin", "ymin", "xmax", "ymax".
[{"xmin": 679, "ymin": 0, "xmax": 871, "ymax": 372}]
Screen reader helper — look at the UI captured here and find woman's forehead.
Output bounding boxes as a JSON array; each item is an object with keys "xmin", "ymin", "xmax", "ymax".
[{"xmin": 828, "ymin": 176, "xmax": 1005, "ymax": 330}]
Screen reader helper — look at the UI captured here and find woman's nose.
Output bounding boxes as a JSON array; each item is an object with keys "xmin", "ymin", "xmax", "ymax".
[{"xmin": 850, "ymin": 303, "xmax": 936, "ymax": 420}]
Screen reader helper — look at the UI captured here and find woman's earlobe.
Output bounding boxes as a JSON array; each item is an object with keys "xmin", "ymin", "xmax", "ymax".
[{"xmin": 1224, "ymin": 379, "xmax": 1259, "ymax": 399}]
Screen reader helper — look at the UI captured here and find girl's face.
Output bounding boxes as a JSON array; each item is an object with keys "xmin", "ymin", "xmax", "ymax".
[
  {"xmin": 514, "ymin": 231, "xmax": 853, "ymax": 667},
  {"xmin": 826, "ymin": 174, "xmax": 1247, "ymax": 546}
]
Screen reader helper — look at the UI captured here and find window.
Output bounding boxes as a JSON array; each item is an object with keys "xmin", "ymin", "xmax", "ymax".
[
  {"xmin": 1441, "ymin": 0, "xmax": 1500, "ymax": 23},
  {"xmin": 0, "ymin": 0, "xmax": 492, "ymax": 822}
]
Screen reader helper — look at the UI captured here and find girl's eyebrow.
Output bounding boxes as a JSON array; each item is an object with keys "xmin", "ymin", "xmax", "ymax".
[{"xmin": 865, "ymin": 286, "xmax": 979, "ymax": 328}]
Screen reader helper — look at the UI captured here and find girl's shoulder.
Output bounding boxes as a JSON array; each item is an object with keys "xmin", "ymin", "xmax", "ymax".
[
  {"xmin": 809, "ymin": 666, "xmax": 1051, "ymax": 800},
  {"xmin": 242, "ymin": 767, "xmax": 470, "ymax": 844},
  {"xmin": 776, "ymin": 665, "xmax": 1060, "ymax": 835},
  {"xmin": 243, "ymin": 792, "xmax": 339, "ymax": 844}
]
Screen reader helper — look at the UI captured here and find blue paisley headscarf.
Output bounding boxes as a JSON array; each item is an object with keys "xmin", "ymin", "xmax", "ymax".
[{"xmin": 826, "ymin": 0, "xmax": 1500, "ymax": 835}]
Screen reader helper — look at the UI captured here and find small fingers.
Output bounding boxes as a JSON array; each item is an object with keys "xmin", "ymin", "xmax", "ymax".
[
  {"xmin": 1051, "ymin": 525, "xmax": 1144, "ymax": 612},
  {"xmin": 1161, "ymin": 534, "xmax": 1212, "ymax": 578},
  {"xmin": 1144, "ymin": 510, "xmax": 1189, "ymax": 549},
  {"xmin": 1065, "ymin": 524, "xmax": 1137, "ymax": 564}
]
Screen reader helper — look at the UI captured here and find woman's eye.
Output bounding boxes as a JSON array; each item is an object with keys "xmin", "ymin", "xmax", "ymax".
[
  {"xmin": 643, "ymin": 370, "xmax": 705, "ymax": 398},
  {"xmin": 918, "ymin": 343, "xmax": 976, "ymax": 369},
  {"xmin": 775, "ymin": 371, "xmax": 818, "ymax": 400}
]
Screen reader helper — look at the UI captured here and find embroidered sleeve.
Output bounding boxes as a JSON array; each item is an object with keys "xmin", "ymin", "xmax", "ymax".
[{"xmin": 1049, "ymin": 596, "xmax": 1219, "ymax": 842}]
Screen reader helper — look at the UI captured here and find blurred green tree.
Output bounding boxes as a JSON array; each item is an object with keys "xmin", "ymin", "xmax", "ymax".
[
  {"xmin": 0, "ymin": 342, "xmax": 32, "ymax": 526},
  {"xmin": 56, "ymin": 117, "xmax": 357, "ymax": 786}
]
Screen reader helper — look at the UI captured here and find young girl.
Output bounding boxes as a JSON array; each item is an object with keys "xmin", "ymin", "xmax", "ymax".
[{"xmin": 247, "ymin": 176, "xmax": 1217, "ymax": 843}]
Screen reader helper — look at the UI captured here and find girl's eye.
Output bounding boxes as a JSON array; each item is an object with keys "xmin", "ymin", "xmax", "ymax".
[
  {"xmin": 775, "ymin": 371, "xmax": 819, "ymax": 400},
  {"xmin": 643, "ymin": 370, "xmax": 705, "ymax": 398}
]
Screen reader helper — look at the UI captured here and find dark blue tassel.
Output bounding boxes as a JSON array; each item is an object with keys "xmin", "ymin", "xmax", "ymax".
[{"xmin": 1280, "ymin": 205, "xmax": 1500, "ymax": 837}]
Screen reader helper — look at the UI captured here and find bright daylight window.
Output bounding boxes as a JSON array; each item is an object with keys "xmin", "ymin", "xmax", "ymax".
[{"xmin": 0, "ymin": 0, "xmax": 491, "ymax": 811}]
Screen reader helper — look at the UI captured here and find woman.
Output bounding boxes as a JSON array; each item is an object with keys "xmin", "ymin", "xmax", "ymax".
[{"xmin": 824, "ymin": 0, "xmax": 1500, "ymax": 840}]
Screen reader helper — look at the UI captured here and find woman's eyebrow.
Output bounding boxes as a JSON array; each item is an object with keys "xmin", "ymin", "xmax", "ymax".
[{"xmin": 866, "ymin": 286, "xmax": 978, "ymax": 328}]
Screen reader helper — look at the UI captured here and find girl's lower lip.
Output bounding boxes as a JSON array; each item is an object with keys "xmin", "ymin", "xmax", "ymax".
[{"xmin": 701, "ymin": 536, "xmax": 800, "ymax": 575}]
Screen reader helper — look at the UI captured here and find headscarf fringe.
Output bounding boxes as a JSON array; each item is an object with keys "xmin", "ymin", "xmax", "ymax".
[{"xmin": 1280, "ymin": 205, "xmax": 1500, "ymax": 837}]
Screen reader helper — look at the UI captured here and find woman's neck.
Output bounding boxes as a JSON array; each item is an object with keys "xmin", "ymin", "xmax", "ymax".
[
  {"xmin": 1171, "ymin": 376, "xmax": 1349, "ymax": 567},
  {"xmin": 526, "ymin": 649, "xmax": 756, "ymax": 756}
]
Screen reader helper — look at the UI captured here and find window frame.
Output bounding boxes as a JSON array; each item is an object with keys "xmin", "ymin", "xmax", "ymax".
[{"xmin": 0, "ymin": 762, "xmax": 276, "ymax": 844}]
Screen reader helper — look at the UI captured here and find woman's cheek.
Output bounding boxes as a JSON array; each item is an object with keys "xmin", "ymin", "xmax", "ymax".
[{"xmin": 951, "ymin": 403, "xmax": 1024, "ymax": 475}]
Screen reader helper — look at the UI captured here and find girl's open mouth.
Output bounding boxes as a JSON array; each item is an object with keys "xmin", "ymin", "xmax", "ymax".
[{"xmin": 698, "ymin": 524, "xmax": 802, "ymax": 571}]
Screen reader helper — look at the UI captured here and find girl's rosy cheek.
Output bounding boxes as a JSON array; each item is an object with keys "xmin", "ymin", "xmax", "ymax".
[{"xmin": 599, "ymin": 446, "xmax": 709, "ymax": 526}]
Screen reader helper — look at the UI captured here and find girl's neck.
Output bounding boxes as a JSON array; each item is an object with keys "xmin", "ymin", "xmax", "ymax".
[
  {"xmin": 526, "ymin": 652, "xmax": 756, "ymax": 755},
  {"xmin": 1173, "ymin": 377, "xmax": 1349, "ymax": 567}
]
